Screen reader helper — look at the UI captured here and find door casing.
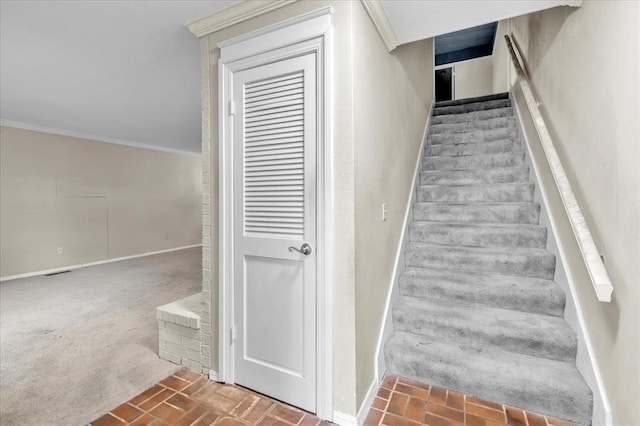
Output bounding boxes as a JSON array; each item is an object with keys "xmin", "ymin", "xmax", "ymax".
[{"xmin": 217, "ymin": 7, "xmax": 333, "ymax": 420}]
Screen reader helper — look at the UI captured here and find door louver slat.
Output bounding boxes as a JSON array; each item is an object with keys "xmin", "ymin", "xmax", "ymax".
[{"xmin": 244, "ymin": 71, "xmax": 305, "ymax": 237}]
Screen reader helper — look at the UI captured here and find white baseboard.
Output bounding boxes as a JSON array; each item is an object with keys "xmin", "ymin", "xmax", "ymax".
[
  {"xmin": 333, "ymin": 411, "xmax": 358, "ymax": 426},
  {"xmin": 208, "ymin": 369, "xmax": 220, "ymax": 381},
  {"xmin": 375, "ymin": 101, "xmax": 434, "ymax": 380},
  {"xmin": 511, "ymin": 91, "xmax": 612, "ymax": 426},
  {"xmin": 356, "ymin": 378, "xmax": 379, "ymax": 425},
  {"xmin": 0, "ymin": 244, "xmax": 202, "ymax": 282}
]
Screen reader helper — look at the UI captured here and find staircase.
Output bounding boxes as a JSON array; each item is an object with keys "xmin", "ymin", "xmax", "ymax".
[{"xmin": 384, "ymin": 93, "xmax": 592, "ymax": 424}]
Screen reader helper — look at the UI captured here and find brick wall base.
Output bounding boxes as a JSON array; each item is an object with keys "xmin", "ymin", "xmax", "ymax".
[{"xmin": 156, "ymin": 293, "xmax": 203, "ymax": 373}]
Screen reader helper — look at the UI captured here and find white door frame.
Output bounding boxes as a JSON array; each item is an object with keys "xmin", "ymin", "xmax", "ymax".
[{"xmin": 217, "ymin": 7, "xmax": 333, "ymax": 420}]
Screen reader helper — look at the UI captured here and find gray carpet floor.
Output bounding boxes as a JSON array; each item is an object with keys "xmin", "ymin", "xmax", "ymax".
[{"xmin": 0, "ymin": 247, "xmax": 201, "ymax": 425}]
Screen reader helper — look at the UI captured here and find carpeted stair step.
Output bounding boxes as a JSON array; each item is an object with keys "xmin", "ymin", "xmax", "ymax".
[
  {"xmin": 393, "ymin": 297, "xmax": 576, "ymax": 362},
  {"xmin": 417, "ymin": 182, "xmax": 534, "ymax": 203},
  {"xmin": 429, "ymin": 127, "xmax": 518, "ymax": 144},
  {"xmin": 398, "ymin": 267, "xmax": 565, "ymax": 316},
  {"xmin": 426, "ymin": 139, "xmax": 521, "ymax": 156},
  {"xmin": 405, "ymin": 243, "xmax": 555, "ymax": 279},
  {"xmin": 409, "ymin": 222, "xmax": 546, "ymax": 248},
  {"xmin": 430, "ymin": 107, "xmax": 514, "ymax": 125},
  {"xmin": 434, "ymin": 92, "xmax": 509, "ymax": 108},
  {"xmin": 433, "ymin": 99, "xmax": 512, "ymax": 116},
  {"xmin": 429, "ymin": 116, "xmax": 516, "ymax": 135},
  {"xmin": 420, "ymin": 168, "xmax": 530, "ymax": 185},
  {"xmin": 384, "ymin": 331, "xmax": 592, "ymax": 425},
  {"xmin": 423, "ymin": 152, "xmax": 524, "ymax": 171},
  {"xmin": 414, "ymin": 202, "xmax": 540, "ymax": 224}
]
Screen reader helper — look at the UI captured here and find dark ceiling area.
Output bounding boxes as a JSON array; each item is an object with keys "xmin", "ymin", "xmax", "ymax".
[{"xmin": 435, "ymin": 22, "xmax": 498, "ymax": 66}]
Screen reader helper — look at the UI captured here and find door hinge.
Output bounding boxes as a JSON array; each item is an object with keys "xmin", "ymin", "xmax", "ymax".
[
  {"xmin": 229, "ymin": 100, "xmax": 236, "ymax": 116},
  {"xmin": 230, "ymin": 326, "xmax": 236, "ymax": 343}
]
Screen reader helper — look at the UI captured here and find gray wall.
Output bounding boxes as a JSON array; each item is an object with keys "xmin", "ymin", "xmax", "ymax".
[{"xmin": 0, "ymin": 125, "xmax": 202, "ymax": 278}]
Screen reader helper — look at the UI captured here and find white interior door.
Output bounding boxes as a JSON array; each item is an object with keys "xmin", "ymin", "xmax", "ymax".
[{"xmin": 232, "ymin": 52, "xmax": 317, "ymax": 412}]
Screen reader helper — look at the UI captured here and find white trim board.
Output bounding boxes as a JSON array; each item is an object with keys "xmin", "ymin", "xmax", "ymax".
[
  {"xmin": 0, "ymin": 244, "xmax": 202, "ymax": 282},
  {"xmin": 208, "ymin": 370, "xmax": 220, "ymax": 382},
  {"xmin": 375, "ymin": 102, "xmax": 434, "ymax": 380},
  {"xmin": 332, "ymin": 411, "xmax": 358, "ymax": 426},
  {"xmin": 186, "ymin": 0, "xmax": 299, "ymax": 38},
  {"xmin": 356, "ymin": 378, "xmax": 379, "ymax": 425},
  {"xmin": 360, "ymin": 0, "xmax": 399, "ymax": 52},
  {"xmin": 217, "ymin": 7, "xmax": 333, "ymax": 420},
  {"xmin": 0, "ymin": 119, "xmax": 201, "ymax": 157}
]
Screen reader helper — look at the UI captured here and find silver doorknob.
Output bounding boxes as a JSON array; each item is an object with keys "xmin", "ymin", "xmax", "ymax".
[{"xmin": 288, "ymin": 243, "xmax": 312, "ymax": 255}]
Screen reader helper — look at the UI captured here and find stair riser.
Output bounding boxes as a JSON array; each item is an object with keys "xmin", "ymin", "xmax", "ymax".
[
  {"xmin": 405, "ymin": 246, "xmax": 555, "ymax": 279},
  {"xmin": 430, "ymin": 117, "xmax": 517, "ymax": 135},
  {"xmin": 427, "ymin": 139, "xmax": 521, "ymax": 156},
  {"xmin": 420, "ymin": 168, "xmax": 530, "ymax": 185},
  {"xmin": 417, "ymin": 183, "xmax": 534, "ymax": 203},
  {"xmin": 398, "ymin": 273, "xmax": 564, "ymax": 317},
  {"xmin": 392, "ymin": 309, "xmax": 576, "ymax": 362},
  {"xmin": 431, "ymin": 108, "xmax": 514, "ymax": 125},
  {"xmin": 414, "ymin": 203, "xmax": 540, "ymax": 224},
  {"xmin": 433, "ymin": 99, "xmax": 512, "ymax": 115},
  {"xmin": 409, "ymin": 223, "xmax": 546, "ymax": 248},
  {"xmin": 423, "ymin": 153, "xmax": 524, "ymax": 171},
  {"xmin": 429, "ymin": 127, "xmax": 518, "ymax": 144}
]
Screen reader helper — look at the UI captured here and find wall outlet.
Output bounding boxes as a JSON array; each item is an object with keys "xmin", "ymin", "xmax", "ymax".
[
  {"xmin": 382, "ymin": 203, "xmax": 388, "ymax": 221},
  {"xmin": 57, "ymin": 246, "xmax": 64, "ymax": 255}
]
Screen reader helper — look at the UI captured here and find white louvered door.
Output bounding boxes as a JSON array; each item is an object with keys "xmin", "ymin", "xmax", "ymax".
[{"xmin": 232, "ymin": 53, "xmax": 317, "ymax": 411}]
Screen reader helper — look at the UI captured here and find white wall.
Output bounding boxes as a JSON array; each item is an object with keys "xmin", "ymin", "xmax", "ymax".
[
  {"xmin": 451, "ymin": 56, "xmax": 493, "ymax": 100},
  {"xmin": 494, "ymin": 3, "xmax": 640, "ymax": 424},
  {"xmin": 352, "ymin": 2, "xmax": 433, "ymax": 409},
  {"xmin": 0, "ymin": 125, "xmax": 202, "ymax": 278}
]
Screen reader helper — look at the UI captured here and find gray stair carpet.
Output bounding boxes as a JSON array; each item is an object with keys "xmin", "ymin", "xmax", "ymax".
[{"xmin": 384, "ymin": 93, "xmax": 592, "ymax": 425}]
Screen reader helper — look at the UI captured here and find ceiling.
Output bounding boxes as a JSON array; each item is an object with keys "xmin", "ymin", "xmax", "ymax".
[
  {"xmin": 1, "ymin": 0, "xmax": 569, "ymax": 154},
  {"xmin": 435, "ymin": 22, "xmax": 498, "ymax": 66},
  {"xmin": 0, "ymin": 0, "xmax": 239, "ymax": 154},
  {"xmin": 381, "ymin": 0, "xmax": 568, "ymax": 45}
]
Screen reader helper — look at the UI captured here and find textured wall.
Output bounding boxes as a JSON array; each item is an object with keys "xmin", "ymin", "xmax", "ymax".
[
  {"xmin": 352, "ymin": 2, "xmax": 433, "ymax": 411},
  {"xmin": 0, "ymin": 126, "xmax": 202, "ymax": 278},
  {"xmin": 500, "ymin": 3, "xmax": 640, "ymax": 424}
]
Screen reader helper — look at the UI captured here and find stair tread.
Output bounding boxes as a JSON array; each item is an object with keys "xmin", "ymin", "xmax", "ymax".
[
  {"xmin": 399, "ymin": 267, "xmax": 565, "ymax": 318},
  {"xmin": 430, "ymin": 107, "xmax": 514, "ymax": 124},
  {"xmin": 434, "ymin": 93, "xmax": 510, "ymax": 107},
  {"xmin": 386, "ymin": 331, "xmax": 592, "ymax": 424},
  {"xmin": 393, "ymin": 295, "xmax": 576, "ymax": 361},
  {"xmin": 419, "ymin": 182, "xmax": 532, "ymax": 189},
  {"xmin": 407, "ymin": 241, "xmax": 551, "ymax": 256}
]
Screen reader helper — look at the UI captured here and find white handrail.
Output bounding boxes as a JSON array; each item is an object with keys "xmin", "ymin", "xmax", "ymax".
[{"xmin": 505, "ymin": 34, "xmax": 613, "ymax": 302}]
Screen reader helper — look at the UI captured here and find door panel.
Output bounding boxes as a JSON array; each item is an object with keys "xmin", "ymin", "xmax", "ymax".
[{"xmin": 232, "ymin": 53, "xmax": 317, "ymax": 412}]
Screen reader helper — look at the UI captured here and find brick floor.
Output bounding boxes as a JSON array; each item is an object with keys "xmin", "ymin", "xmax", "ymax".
[
  {"xmin": 364, "ymin": 375, "xmax": 578, "ymax": 426},
  {"xmin": 91, "ymin": 370, "xmax": 577, "ymax": 426},
  {"xmin": 90, "ymin": 368, "xmax": 329, "ymax": 426}
]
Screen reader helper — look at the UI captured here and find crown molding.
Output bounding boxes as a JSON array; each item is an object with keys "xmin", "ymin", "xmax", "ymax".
[
  {"xmin": 360, "ymin": 0, "xmax": 399, "ymax": 52},
  {"xmin": 0, "ymin": 120, "xmax": 200, "ymax": 157},
  {"xmin": 186, "ymin": 0, "xmax": 299, "ymax": 39}
]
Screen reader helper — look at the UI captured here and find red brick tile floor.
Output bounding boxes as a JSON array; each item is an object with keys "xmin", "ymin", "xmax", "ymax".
[{"xmin": 91, "ymin": 370, "xmax": 577, "ymax": 426}]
